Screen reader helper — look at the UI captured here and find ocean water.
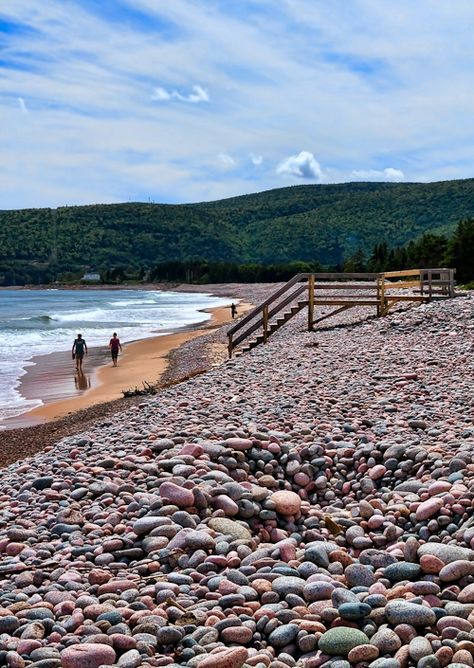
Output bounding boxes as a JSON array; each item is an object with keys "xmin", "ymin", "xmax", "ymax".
[{"xmin": 0, "ymin": 288, "xmax": 230, "ymax": 423}]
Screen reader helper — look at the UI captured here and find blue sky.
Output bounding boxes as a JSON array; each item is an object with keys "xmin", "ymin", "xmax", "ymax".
[{"xmin": 1, "ymin": 0, "xmax": 474, "ymax": 209}]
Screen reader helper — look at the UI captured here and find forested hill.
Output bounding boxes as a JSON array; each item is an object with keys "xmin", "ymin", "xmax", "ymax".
[{"xmin": 1, "ymin": 178, "xmax": 473, "ymax": 283}]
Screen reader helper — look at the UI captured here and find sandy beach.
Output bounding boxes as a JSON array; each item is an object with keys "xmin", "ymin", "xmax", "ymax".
[
  {"xmin": 4, "ymin": 301, "xmax": 253, "ymax": 428},
  {"xmin": 0, "ymin": 283, "xmax": 274, "ymax": 470}
]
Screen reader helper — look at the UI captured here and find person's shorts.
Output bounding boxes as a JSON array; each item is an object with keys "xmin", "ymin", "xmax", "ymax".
[
  {"xmin": 75, "ymin": 353, "xmax": 84, "ymax": 360},
  {"xmin": 111, "ymin": 350, "xmax": 118, "ymax": 359}
]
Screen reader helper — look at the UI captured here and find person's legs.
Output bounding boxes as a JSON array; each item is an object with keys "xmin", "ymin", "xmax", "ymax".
[{"xmin": 77, "ymin": 354, "xmax": 83, "ymax": 371}]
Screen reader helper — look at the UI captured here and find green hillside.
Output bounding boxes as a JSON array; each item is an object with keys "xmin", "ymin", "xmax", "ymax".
[{"xmin": 1, "ymin": 179, "xmax": 473, "ymax": 283}]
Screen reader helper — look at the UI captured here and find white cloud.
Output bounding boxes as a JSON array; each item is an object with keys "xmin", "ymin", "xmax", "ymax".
[
  {"xmin": 150, "ymin": 87, "xmax": 171, "ymax": 101},
  {"xmin": 276, "ymin": 151, "xmax": 323, "ymax": 180},
  {"xmin": 187, "ymin": 85, "xmax": 209, "ymax": 103},
  {"xmin": 351, "ymin": 167, "xmax": 405, "ymax": 182},
  {"xmin": 151, "ymin": 84, "xmax": 209, "ymax": 103},
  {"xmin": 250, "ymin": 153, "xmax": 263, "ymax": 166},
  {"xmin": 218, "ymin": 153, "xmax": 237, "ymax": 169},
  {"xmin": 17, "ymin": 97, "xmax": 28, "ymax": 114}
]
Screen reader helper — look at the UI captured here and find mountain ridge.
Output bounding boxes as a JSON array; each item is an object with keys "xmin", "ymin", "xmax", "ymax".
[{"xmin": 1, "ymin": 178, "xmax": 473, "ymax": 283}]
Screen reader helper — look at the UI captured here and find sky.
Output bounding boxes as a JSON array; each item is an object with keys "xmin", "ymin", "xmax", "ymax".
[{"xmin": 1, "ymin": 0, "xmax": 474, "ymax": 209}]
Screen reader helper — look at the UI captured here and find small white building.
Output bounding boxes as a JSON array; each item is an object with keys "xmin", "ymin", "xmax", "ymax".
[{"xmin": 81, "ymin": 272, "xmax": 101, "ymax": 282}]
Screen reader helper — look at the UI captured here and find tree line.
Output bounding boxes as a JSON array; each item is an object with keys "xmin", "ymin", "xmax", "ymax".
[
  {"xmin": 342, "ymin": 217, "xmax": 473, "ymax": 282},
  {"xmin": 0, "ymin": 217, "xmax": 472, "ymax": 287},
  {"xmin": 148, "ymin": 218, "xmax": 473, "ymax": 285}
]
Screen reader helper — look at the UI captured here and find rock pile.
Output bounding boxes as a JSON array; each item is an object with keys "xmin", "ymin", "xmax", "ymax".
[{"xmin": 0, "ymin": 293, "xmax": 472, "ymax": 668}]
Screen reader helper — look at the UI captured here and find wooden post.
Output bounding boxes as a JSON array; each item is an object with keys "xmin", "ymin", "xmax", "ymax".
[
  {"xmin": 263, "ymin": 305, "xmax": 268, "ymax": 343},
  {"xmin": 376, "ymin": 276, "xmax": 381, "ymax": 316},
  {"xmin": 440, "ymin": 270, "xmax": 447, "ymax": 295},
  {"xmin": 380, "ymin": 274, "xmax": 386, "ymax": 316},
  {"xmin": 427, "ymin": 269, "xmax": 433, "ymax": 300},
  {"xmin": 228, "ymin": 334, "xmax": 233, "ymax": 358},
  {"xmin": 449, "ymin": 269, "xmax": 455, "ymax": 297},
  {"xmin": 307, "ymin": 274, "xmax": 315, "ymax": 331}
]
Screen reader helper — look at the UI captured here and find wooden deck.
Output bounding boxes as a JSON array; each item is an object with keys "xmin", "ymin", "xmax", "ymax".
[{"xmin": 227, "ymin": 268, "xmax": 456, "ymax": 357}]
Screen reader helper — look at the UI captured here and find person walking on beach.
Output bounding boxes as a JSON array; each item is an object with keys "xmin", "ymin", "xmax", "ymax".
[
  {"xmin": 231, "ymin": 303, "xmax": 237, "ymax": 319},
  {"xmin": 72, "ymin": 334, "xmax": 88, "ymax": 372},
  {"xmin": 109, "ymin": 332, "xmax": 122, "ymax": 367}
]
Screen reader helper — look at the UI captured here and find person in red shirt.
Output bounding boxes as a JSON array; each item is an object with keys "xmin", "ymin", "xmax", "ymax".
[{"xmin": 109, "ymin": 332, "xmax": 123, "ymax": 367}]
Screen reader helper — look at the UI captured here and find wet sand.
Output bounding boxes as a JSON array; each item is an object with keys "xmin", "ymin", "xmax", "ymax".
[{"xmin": 4, "ymin": 303, "xmax": 252, "ymax": 429}]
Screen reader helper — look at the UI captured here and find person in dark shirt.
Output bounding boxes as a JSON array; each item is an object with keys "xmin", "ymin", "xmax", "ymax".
[
  {"xmin": 231, "ymin": 303, "xmax": 237, "ymax": 319},
  {"xmin": 72, "ymin": 334, "xmax": 88, "ymax": 372},
  {"xmin": 109, "ymin": 332, "xmax": 123, "ymax": 367}
]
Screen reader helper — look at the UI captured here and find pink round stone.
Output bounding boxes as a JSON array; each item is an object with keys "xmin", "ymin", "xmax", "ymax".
[
  {"xmin": 220, "ymin": 626, "xmax": 253, "ymax": 643},
  {"xmin": 420, "ymin": 554, "xmax": 445, "ymax": 574},
  {"xmin": 293, "ymin": 472, "xmax": 310, "ymax": 486},
  {"xmin": 224, "ymin": 438, "xmax": 253, "ymax": 451},
  {"xmin": 213, "ymin": 495, "xmax": 239, "ymax": 516},
  {"xmin": 459, "ymin": 583, "xmax": 474, "ymax": 603},
  {"xmin": 179, "ymin": 444, "xmax": 204, "ymax": 457},
  {"xmin": 415, "ymin": 498, "xmax": 444, "ymax": 521},
  {"xmin": 270, "ymin": 490, "xmax": 301, "ymax": 515},
  {"xmin": 16, "ymin": 640, "xmax": 41, "ymax": 655},
  {"xmin": 61, "ymin": 643, "xmax": 116, "ymax": 668},
  {"xmin": 439, "ymin": 560, "xmax": 474, "ymax": 582},
  {"xmin": 367, "ymin": 515, "xmax": 385, "ymax": 530},
  {"xmin": 109, "ymin": 634, "xmax": 137, "ymax": 650},
  {"xmin": 88, "ymin": 569, "xmax": 111, "ymax": 585},
  {"xmin": 428, "ymin": 481, "xmax": 452, "ymax": 495},
  {"xmin": 369, "ymin": 465, "xmax": 386, "ymax": 480},
  {"xmin": 97, "ymin": 580, "xmax": 137, "ymax": 595},
  {"xmin": 197, "ymin": 648, "xmax": 249, "ymax": 668},
  {"xmin": 159, "ymin": 482, "xmax": 194, "ymax": 508},
  {"xmin": 279, "ymin": 541, "xmax": 297, "ymax": 562},
  {"xmin": 6, "ymin": 543, "xmax": 25, "ymax": 556}
]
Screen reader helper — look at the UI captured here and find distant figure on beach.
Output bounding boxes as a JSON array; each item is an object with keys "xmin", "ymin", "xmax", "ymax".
[
  {"xmin": 231, "ymin": 303, "xmax": 237, "ymax": 319},
  {"xmin": 109, "ymin": 332, "xmax": 123, "ymax": 367},
  {"xmin": 72, "ymin": 334, "xmax": 88, "ymax": 371}
]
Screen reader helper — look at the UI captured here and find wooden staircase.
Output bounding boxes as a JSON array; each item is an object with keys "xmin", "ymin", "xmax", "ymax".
[
  {"xmin": 239, "ymin": 299, "xmax": 308, "ymax": 354},
  {"xmin": 227, "ymin": 268, "xmax": 456, "ymax": 358}
]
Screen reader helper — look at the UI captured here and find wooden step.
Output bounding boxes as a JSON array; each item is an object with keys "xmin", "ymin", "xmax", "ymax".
[{"xmin": 237, "ymin": 303, "xmax": 307, "ymax": 354}]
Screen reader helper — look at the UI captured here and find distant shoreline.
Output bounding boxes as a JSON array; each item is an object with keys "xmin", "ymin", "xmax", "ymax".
[
  {"xmin": 0, "ymin": 282, "xmax": 178, "ymax": 291},
  {"xmin": 0, "ymin": 282, "xmax": 254, "ymax": 296}
]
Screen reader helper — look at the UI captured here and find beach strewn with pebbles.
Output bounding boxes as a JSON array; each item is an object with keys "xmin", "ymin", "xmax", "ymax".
[{"xmin": 0, "ymin": 288, "xmax": 472, "ymax": 668}]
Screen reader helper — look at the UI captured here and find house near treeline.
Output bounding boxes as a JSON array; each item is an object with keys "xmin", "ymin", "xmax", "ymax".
[{"xmin": 81, "ymin": 272, "xmax": 101, "ymax": 282}]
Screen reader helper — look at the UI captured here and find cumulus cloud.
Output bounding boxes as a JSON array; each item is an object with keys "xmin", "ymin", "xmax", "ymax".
[
  {"xmin": 276, "ymin": 151, "xmax": 323, "ymax": 180},
  {"xmin": 151, "ymin": 84, "xmax": 209, "ymax": 103},
  {"xmin": 351, "ymin": 167, "xmax": 405, "ymax": 182},
  {"xmin": 218, "ymin": 153, "xmax": 237, "ymax": 168},
  {"xmin": 18, "ymin": 97, "xmax": 28, "ymax": 114},
  {"xmin": 250, "ymin": 153, "xmax": 263, "ymax": 166}
]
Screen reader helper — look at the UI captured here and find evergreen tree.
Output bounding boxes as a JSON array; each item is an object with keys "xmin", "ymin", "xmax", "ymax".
[{"xmin": 446, "ymin": 218, "xmax": 474, "ymax": 282}]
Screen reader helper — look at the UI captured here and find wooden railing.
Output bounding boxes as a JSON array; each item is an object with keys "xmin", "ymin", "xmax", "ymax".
[
  {"xmin": 227, "ymin": 273, "xmax": 308, "ymax": 353},
  {"xmin": 227, "ymin": 268, "xmax": 456, "ymax": 357},
  {"xmin": 380, "ymin": 268, "xmax": 456, "ymax": 315}
]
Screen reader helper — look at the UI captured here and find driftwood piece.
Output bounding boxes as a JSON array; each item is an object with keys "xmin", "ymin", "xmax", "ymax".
[{"xmin": 122, "ymin": 381, "xmax": 157, "ymax": 398}]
